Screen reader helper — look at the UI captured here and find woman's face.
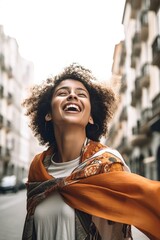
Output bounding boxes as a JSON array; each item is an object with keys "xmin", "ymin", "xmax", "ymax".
[{"xmin": 49, "ymin": 79, "xmax": 93, "ymax": 128}]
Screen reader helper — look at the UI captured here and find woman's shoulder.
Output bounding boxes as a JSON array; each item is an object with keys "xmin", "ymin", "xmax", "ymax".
[{"xmin": 90, "ymin": 141, "xmax": 130, "ymax": 172}]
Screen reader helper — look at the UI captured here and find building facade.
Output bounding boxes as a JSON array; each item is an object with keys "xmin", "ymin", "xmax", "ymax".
[
  {"xmin": 107, "ymin": 0, "xmax": 160, "ymax": 180},
  {"xmin": 0, "ymin": 26, "xmax": 43, "ymax": 181}
]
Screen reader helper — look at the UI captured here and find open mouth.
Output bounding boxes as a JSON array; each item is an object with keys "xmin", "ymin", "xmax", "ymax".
[{"xmin": 63, "ymin": 104, "xmax": 81, "ymax": 112}]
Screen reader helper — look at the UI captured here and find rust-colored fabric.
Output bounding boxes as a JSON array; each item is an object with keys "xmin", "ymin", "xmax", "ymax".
[
  {"xmin": 61, "ymin": 172, "xmax": 160, "ymax": 240},
  {"xmin": 28, "ymin": 140, "xmax": 107, "ymax": 182},
  {"xmin": 28, "ymin": 141, "xmax": 160, "ymax": 240}
]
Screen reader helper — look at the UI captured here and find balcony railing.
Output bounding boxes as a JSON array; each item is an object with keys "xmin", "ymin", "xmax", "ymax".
[
  {"xmin": 120, "ymin": 42, "xmax": 126, "ymax": 66},
  {"xmin": 0, "ymin": 85, "xmax": 4, "ymax": 98},
  {"xmin": 152, "ymin": 92, "xmax": 160, "ymax": 117},
  {"xmin": 131, "ymin": 90, "xmax": 136, "ymax": 107},
  {"xmin": 131, "ymin": 53, "xmax": 136, "ymax": 68},
  {"xmin": 140, "ymin": 107, "xmax": 152, "ymax": 133},
  {"xmin": 6, "ymin": 148, "xmax": 11, "ymax": 157},
  {"xmin": 140, "ymin": 63, "xmax": 150, "ymax": 87},
  {"xmin": 131, "ymin": 120, "xmax": 150, "ymax": 146},
  {"xmin": 132, "ymin": 32, "xmax": 141, "ymax": 57},
  {"xmin": 118, "ymin": 136, "xmax": 132, "ymax": 154},
  {"xmin": 149, "ymin": 92, "xmax": 160, "ymax": 132},
  {"xmin": 141, "ymin": 108, "xmax": 152, "ymax": 125},
  {"xmin": 0, "ymin": 116, "xmax": 13, "ymax": 132},
  {"xmin": 3, "ymin": 148, "xmax": 11, "ymax": 162},
  {"xmin": 140, "ymin": 11, "xmax": 149, "ymax": 41},
  {"xmin": 132, "ymin": 122, "xmax": 140, "ymax": 135},
  {"xmin": 7, "ymin": 93, "xmax": 13, "ymax": 105},
  {"xmin": 108, "ymin": 124, "xmax": 117, "ymax": 139},
  {"xmin": 0, "ymin": 146, "xmax": 6, "ymax": 158},
  {"xmin": 131, "ymin": 0, "xmax": 142, "ymax": 9},
  {"xmin": 0, "ymin": 115, "xmax": 4, "ymax": 128},
  {"xmin": 120, "ymin": 74, "xmax": 127, "ymax": 93},
  {"xmin": 0, "ymin": 53, "xmax": 5, "ymax": 71},
  {"xmin": 5, "ymin": 120, "xmax": 12, "ymax": 132},
  {"xmin": 152, "ymin": 35, "xmax": 160, "ymax": 67},
  {"xmin": 7, "ymin": 66, "xmax": 13, "ymax": 79},
  {"xmin": 135, "ymin": 77, "xmax": 142, "ymax": 98},
  {"xmin": 119, "ymin": 106, "xmax": 127, "ymax": 122},
  {"xmin": 149, "ymin": 0, "xmax": 160, "ymax": 12},
  {"xmin": 130, "ymin": 0, "xmax": 142, "ymax": 18}
]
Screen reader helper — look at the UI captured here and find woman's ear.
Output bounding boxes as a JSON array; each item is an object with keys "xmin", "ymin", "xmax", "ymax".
[
  {"xmin": 45, "ymin": 113, "xmax": 52, "ymax": 121},
  {"xmin": 88, "ymin": 116, "xmax": 94, "ymax": 124}
]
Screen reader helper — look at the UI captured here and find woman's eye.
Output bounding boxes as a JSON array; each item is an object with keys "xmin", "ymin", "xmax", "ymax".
[
  {"xmin": 78, "ymin": 93, "xmax": 87, "ymax": 97},
  {"xmin": 58, "ymin": 91, "xmax": 67, "ymax": 96}
]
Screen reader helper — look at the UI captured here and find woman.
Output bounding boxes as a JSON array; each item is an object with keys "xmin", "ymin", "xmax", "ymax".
[{"xmin": 22, "ymin": 63, "xmax": 160, "ymax": 240}]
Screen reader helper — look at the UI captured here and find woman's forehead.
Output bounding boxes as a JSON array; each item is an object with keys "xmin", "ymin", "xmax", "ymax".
[{"xmin": 55, "ymin": 79, "xmax": 88, "ymax": 91}]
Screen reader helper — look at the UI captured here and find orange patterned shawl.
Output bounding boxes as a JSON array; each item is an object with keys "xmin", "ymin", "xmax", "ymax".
[{"xmin": 26, "ymin": 140, "xmax": 160, "ymax": 240}]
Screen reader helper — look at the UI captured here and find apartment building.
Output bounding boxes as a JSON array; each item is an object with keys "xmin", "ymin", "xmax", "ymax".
[
  {"xmin": 0, "ymin": 25, "xmax": 42, "ymax": 181},
  {"xmin": 107, "ymin": 0, "xmax": 160, "ymax": 180}
]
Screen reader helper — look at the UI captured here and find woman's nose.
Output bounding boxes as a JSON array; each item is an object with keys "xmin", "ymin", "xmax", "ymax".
[{"xmin": 67, "ymin": 92, "xmax": 78, "ymax": 100}]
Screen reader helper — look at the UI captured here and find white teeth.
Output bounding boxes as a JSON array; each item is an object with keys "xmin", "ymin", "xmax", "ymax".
[{"xmin": 64, "ymin": 104, "xmax": 80, "ymax": 112}]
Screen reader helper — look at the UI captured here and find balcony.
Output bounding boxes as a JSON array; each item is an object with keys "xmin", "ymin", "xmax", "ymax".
[
  {"xmin": 140, "ymin": 107, "xmax": 152, "ymax": 133},
  {"xmin": 131, "ymin": 90, "xmax": 136, "ymax": 107},
  {"xmin": 131, "ymin": 121, "xmax": 150, "ymax": 146},
  {"xmin": 0, "ymin": 85, "xmax": 4, "ymax": 98},
  {"xmin": 152, "ymin": 35, "xmax": 160, "ymax": 68},
  {"xmin": 119, "ymin": 106, "xmax": 127, "ymax": 122},
  {"xmin": 149, "ymin": 0, "xmax": 160, "ymax": 12},
  {"xmin": 120, "ymin": 75, "xmax": 127, "ymax": 93},
  {"xmin": 0, "ymin": 115, "xmax": 4, "ymax": 129},
  {"xmin": 140, "ymin": 11, "xmax": 149, "ymax": 41},
  {"xmin": 7, "ymin": 93, "xmax": 13, "ymax": 105},
  {"xmin": 152, "ymin": 92, "xmax": 160, "ymax": 117},
  {"xmin": 108, "ymin": 124, "xmax": 117, "ymax": 140},
  {"xmin": 0, "ymin": 146, "xmax": 5, "ymax": 159},
  {"xmin": 132, "ymin": 32, "xmax": 141, "ymax": 57},
  {"xmin": 131, "ymin": 0, "xmax": 142, "ymax": 9},
  {"xmin": 0, "ymin": 53, "xmax": 5, "ymax": 71},
  {"xmin": 5, "ymin": 120, "xmax": 12, "ymax": 132},
  {"xmin": 119, "ymin": 42, "xmax": 126, "ymax": 67},
  {"xmin": 145, "ymin": 93, "xmax": 160, "ymax": 132},
  {"xmin": 7, "ymin": 66, "xmax": 13, "ymax": 79},
  {"xmin": 135, "ymin": 77, "xmax": 142, "ymax": 98},
  {"xmin": 131, "ymin": 53, "xmax": 136, "ymax": 68},
  {"xmin": 140, "ymin": 63, "xmax": 150, "ymax": 88},
  {"xmin": 130, "ymin": 0, "xmax": 142, "ymax": 18},
  {"xmin": 118, "ymin": 137, "xmax": 132, "ymax": 154},
  {"xmin": 4, "ymin": 148, "xmax": 11, "ymax": 162}
]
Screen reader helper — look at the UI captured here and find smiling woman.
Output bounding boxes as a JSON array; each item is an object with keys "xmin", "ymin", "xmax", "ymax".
[
  {"xmin": 22, "ymin": 63, "xmax": 117, "ymax": 146},
  {"xmin": 22, "ymin": 63, "xmax": 160, "ymax": 240},
  {"xmin": 46, "ymin": 80, "xmax": 93, "ymax": 136}
]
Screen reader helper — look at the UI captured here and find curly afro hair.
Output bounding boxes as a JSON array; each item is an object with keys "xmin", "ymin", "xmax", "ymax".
[{"xmin": 22, "ymin": 63, "xmax": 117, "ymax": 146}]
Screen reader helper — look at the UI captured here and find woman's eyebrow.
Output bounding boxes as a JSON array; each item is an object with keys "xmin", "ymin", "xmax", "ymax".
[
  {"xmin": 54, "ymin": 86, "xmax": 69, "ymax": 94},
  {"xmin": 55, "ymin": 86, "xmax": 88, "ymax": 93},
  {"xmin": 75, "ymin": 87, "xmax": 88, "ymax": 93},
  {"xmin": 55, "ymin": 86, "xmax": 69, "ymax": 92}
]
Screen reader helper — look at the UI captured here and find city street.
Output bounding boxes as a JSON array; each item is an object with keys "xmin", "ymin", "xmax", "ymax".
[
  {"xmin": 0, "ymin": 190, "xmax": 26, "ymax": 240},
  {"xmin": 0, "ymin": 190, "xmax": 149, "ymax": 240}
]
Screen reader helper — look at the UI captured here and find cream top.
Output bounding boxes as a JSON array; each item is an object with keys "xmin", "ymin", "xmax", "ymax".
[{"xmin": 34, "ymin": 156, "xmax": 80, "ymax": 240}]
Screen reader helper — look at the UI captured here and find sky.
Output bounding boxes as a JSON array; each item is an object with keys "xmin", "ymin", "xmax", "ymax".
[{"xmin": 0, "ymin": 0, "xmax": 125, "ymax": 83}]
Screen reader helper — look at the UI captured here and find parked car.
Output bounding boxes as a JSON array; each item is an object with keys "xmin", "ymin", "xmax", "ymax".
[
  {"xmin": 19, "ymin": 177, "xmax": 28, "ymax": 190},
  {"xmin": 0, "ymin": 175, "xmax": 18, "ymax": 193}
]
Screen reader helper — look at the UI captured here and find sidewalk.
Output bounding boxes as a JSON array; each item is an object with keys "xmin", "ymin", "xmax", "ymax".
[{"xmin": 132, "ymin": 227, "xmax": 149, "ymax": 240}]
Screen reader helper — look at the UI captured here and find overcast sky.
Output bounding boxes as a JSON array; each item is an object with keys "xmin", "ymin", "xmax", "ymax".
[{"xmin": 0, "ymin": 0, "xmax": 125, "ymax": 83}]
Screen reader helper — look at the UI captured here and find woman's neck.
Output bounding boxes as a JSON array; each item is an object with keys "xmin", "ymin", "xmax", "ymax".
[{"xmin": 54, "ymin": 127, "xmax": 87, "ymax": 162}]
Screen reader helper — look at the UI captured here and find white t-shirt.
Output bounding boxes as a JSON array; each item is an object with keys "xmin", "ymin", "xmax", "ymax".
[{"xmin": 34, "ymin": 156, "xmax": 80, "ymax": 240}]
